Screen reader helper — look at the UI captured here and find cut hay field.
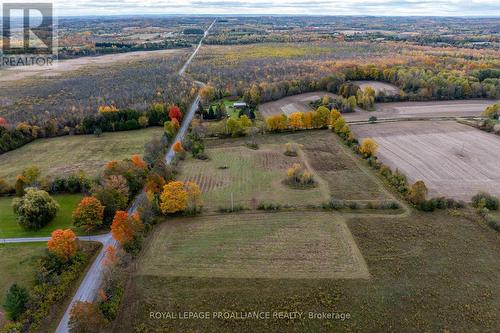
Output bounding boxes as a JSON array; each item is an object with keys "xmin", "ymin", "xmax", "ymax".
[
  {"xmin": 115, "ymin": 209, "xmax": 500, "ymax": 332},
  {"xmin": 0, "ymin": 127, "xmax": 163, "ymax": 182},
  {"xmin": 179, "ymin": 130, "xmax": 392, "ymax": 210},
  {"xmin": 351, "ymin": 121, "xmax": 500, "ymax": 201},
  {"xmin": 258, "ymin": 91, "xmax": 337, "ymax": 118},
  {"xmin": 140, "ymin": 212, "xmax": 369, "ymax": 279},
  {"xmin": 344, "ymin": 99, "xmax": 499, "ymax": 122}
]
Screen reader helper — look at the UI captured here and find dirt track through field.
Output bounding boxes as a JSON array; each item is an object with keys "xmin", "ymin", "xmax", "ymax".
[
  {"xmin": 352, "ymin": 121, "xmax": 500, "ymax": 201},
  {"xmin": 259, "ymin": 91, "xmax": 337, "ymax": 118}
]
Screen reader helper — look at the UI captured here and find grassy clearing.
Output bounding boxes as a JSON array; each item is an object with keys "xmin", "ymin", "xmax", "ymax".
[
  {"xmin": 0, "ymin": 243, "xmax": 46, "ymax": 308},
  {"xmin": 179, "ymin": 143, "xmax": 329, "ymax": 210},
  {"xmin": 140, "ymin": 212, "xmax": 369, "ymax": 279},
  {"xmin": 194, "ymin": 130, "xmax": 391, "ymax": 204},
  {"xmin": 115, "ymin": 210, "xmax": 500, "ymax": 332},
  {"xmin": 0, "ymin": 127, "xmax": 163, "ymax": 182},
  {"xmin": 0, "ymin": 194, "xmax": 83, "ymax": 238}
]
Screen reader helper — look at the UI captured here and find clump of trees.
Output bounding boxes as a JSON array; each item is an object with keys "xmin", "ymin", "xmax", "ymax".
[
  {"xmin": 285, "ymin": 164, "xmax": 315, "ymax": 188},
  {"xmin": 472, "ymin": 191, "xmax": 499, "ymax": 211},
  {"xmin": 12, "ymin": 188, "xmax": 59, "ymax": 230}
]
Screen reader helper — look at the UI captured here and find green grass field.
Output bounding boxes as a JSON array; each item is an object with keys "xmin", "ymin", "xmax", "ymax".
[
  {"xmin": 180, "ymin": 130, "xmax": 392, "ymax": 211},
  {"xmin": 0, "ymin": 127, "xmax": 163, "ymax": 182},
  {"xmin": 0, "ymin": 243, "xmax": 46, "ymax": 315},
  {"xmin": 115, "ymin": 210, "xmax": 500, "ymax": 333},
  {"xmin": 0, "ymin": 194, "xmax": 83, "ymax": 238},
  {"xmin": 179, "ymin": 144, "xmax": 329, "ymax": 210}
]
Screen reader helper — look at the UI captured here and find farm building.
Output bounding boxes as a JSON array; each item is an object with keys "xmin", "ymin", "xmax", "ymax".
[{"xmin": 233, "ymin": 102, "xmax": 248, "ymax": 109}]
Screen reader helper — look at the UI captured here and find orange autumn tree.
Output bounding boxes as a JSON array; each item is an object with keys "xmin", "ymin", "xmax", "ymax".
[
  {"xmin": 47, "ymin": 229, "xmax": 77, "ymax": 262},
  {"xmin": 72, "ymin": 197, "xmax": 104, "ymax": 231},
  {"xmin": 102, "ymin": 245, "xmax": 118, "ymax": 267},
  {"xmin": 173, "ymin": 141, "xmax": 183, "ymax": 153},
  {"xmin": 131, "ymin": 154, "xmax": 147, "ymax": 169},
  {"xmin": 111, "ymin": 211, "xmax": 143, "ymax": 245},
  {"xmin": 288, "ymin": 112, "xmax": 304, "ymax": 130}
]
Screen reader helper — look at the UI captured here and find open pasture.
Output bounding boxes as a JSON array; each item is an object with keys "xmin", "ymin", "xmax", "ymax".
[
  {"xmin": 258, "ymin": 91, "xmax": 336, "ymax": 118},
  {"xmin": 0, "ymin": 127, "xmax": 163, "ymax": 182},
  {"xmin": 351, "ymin": 120, "xmax": 500, "ymax": 201},
  {"xmin": 140, "ymin": 212, "xmax": 370, "ymax": 279}
]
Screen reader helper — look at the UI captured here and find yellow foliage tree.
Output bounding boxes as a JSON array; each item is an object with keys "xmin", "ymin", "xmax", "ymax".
[
  {"xmin": 359, "ymin": 138, "xmax": 378, "ymax": 157},
  {"xmin": 266, "ymin": 114, "xmax": 287, "ymax": 132},
  {"xmin": 160, "ymin": 181, "xmax": 188, "ymax": 214}
]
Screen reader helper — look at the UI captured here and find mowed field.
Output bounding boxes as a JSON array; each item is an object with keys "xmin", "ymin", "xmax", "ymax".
[
  {"xmin": 0, "ymin": 194, "xmax": 82, "ymax": 238},
  {"xmin": 344, "ymin": 99, "xmax": 498, "ymax": 122},
  {"xmin": 116, "ymin": 210, "xmax": 500, "ymax": 332},
  {"xmin": 140, "ymin": 212, "xmax": 369, "ymax": 279},
  {"xmin": 351, "ymin": 80, "xmax": 400, "ymax": 96},
  {"xmin": 0, "ymin": 243, "xmax": 46, "ymax": 325},
  {"xmin": 0, "ymin": 127, "xmax": 163, "ymax": 181},
  {"xmin": 351, "ymin": 121, "xmax": 500, "ymax": 201},
  {"xmin": 258, "ymin": 92, "xmax": 337, "ymax": 118},
  {"xmin": 179, "ymin": 130, "xmax": 392, "ymax": 210}
]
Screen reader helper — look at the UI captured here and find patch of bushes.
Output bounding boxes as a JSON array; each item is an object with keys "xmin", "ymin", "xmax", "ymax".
[
  {"xmin": 257, "ymin": 202, "xmax": 282, "ymax": 211},
  {"xmin": 284, "ymin": 164, "xmax": 315, "ymax": 188},
  {"xmin": 217, "ymin": 205, "xmax": 247, "ymax": 213},
  {"xmin": 471, "ymin": 191, "xmax": 499, "ymax": 211},
  {"xmin": 417, "ymin": 197, "xmax": 466, "ymax": 212}
]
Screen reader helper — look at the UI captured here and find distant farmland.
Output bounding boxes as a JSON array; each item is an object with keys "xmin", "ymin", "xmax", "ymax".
[{"xmin": 351, "ymin": 121, "xmax": 500, "ymax": 201}]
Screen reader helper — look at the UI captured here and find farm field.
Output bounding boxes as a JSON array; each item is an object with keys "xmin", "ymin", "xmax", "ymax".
[
  {"xmin": 115, "ymin": 210, "xmax": 500, "ymax": 332},
  {"xmin": 139, "ymin": 212, "xmax": 369, "ymax": 279},
  {"xmin": 180, "ymin": 130, "xmax": 392, "ymax": 210},
  {"xmin": 0, "ymin": 127, "xmax": 163, "ymax": 182},
  {"xmin": 351, "ymin": 120, "xmax": 500, "ymax": 201},
  {"xmin": 258, "ymin": 91, "xmax": 336, "ymax": 118},
  {"xmin": 0, "ymin": 194, "xmax": 83, "ymax": 238},
  {"xmin": 344, "ymin": 99, "xmax": 499, "ymax": 122},
  {"xmin": 351, "ymin": 80, "xmax": 400, "ymax": 96}
]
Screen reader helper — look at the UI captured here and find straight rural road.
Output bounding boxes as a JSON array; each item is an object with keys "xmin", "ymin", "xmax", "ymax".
[{"xmin": 55, "ymin": 18, "xmax": 217, "ymax": 333}]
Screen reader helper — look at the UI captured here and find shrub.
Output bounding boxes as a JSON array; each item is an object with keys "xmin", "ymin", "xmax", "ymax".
[
  {"xmin": 359, "ymin": 138, "xmax": 378, "ymax": 158},
  {"xmin": 257, "ymin": 202, "xmax": 282, "ymax": 211},
  {"xmin": 218, "ymin": 205, "xmax": 246, "ymax": 213},
  {"xmin": 12, "ymin": 188, "xmax": 59, "ymax": 230},
  {"xmin": 69, "ymin": 301, "xmax": 107, "ymax": 333},
  {"xmin": 283, "ymin": 142, "xmax": 301, "ymax": 156},
  {"xmin": 3, "ymin": 284, "xmax": 29, "ymax": 321},
  {"xmin": 471, "ymin": 192, "xmax": 499, "ymax": 210},
  {"xmin": 408, "ymin": 181, "xmax": 428, "ymax": 205}
]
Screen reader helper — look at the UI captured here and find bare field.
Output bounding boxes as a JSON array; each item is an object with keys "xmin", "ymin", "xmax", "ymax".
[
  {"xmin": 344, "ymin": 99, "xmax": 498, "ymax": 122},
  {"xmin": 352, "ymin": 80, "xmax": 400, "ymax": 96},
  {"xmin": 140, "ymin": 212, "xmax": 370, "ymax": 279},
  {"xmin": 258, "ymin": 91, "xmax": 336, "ymax": 118},
  {"xmin": 0, "ymin": 49, "xmax": 186, "ymax": 84},
  {"xmin": 351, "ymin": 121, "xmax": 500, "ymax": 201}
]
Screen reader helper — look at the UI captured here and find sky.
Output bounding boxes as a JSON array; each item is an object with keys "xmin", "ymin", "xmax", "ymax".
[{"xmin": 14, "ymin": 0, "xmax": 500, "ymax": 17}]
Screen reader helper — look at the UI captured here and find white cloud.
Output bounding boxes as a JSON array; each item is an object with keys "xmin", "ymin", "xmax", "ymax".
[{"xmin": 37, "ymin": 0, "xmax": 500, "ymax": 16}]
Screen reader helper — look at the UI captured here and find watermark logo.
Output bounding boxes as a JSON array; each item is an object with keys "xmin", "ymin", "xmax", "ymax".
[{"xmin": 1, "ymin": 2, "xmax": 56, "ymax": 67}]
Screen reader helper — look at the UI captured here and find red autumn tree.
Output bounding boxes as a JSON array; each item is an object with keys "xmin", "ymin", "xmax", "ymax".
[
  {"xmin": 72, "ymin": 197, "xmax": 105, "ymax": 231},
  {"xmin": 47, "ymin": 229, "xmax": 77, "ymax": 262},
  {"xmin": 0, "ymin": 117, "xmax": 8, "ymax": 128},
  {"xmin": 111, "ymin": 211, "xmax": 143, "ymax": 245},
  {"xmin": 168, "ymin": 105, "xmax": 183, "ymax": 121}
]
